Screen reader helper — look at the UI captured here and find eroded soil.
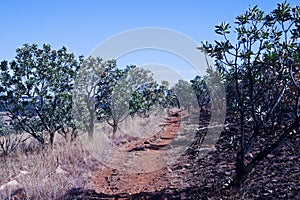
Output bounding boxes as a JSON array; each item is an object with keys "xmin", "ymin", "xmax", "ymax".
[
  {"xmin": 61, "ymin": 108, "xmax": 300, "ymax": 199},
  {"xmin": 90, "ymin": 109, "xmax": 182, "ymax": 195}
]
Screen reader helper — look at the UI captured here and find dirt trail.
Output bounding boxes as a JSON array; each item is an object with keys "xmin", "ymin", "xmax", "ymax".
[
  {"xmin": 91, "ymin": 109, "xmax": 182, "ymax": 195},
  {"xmin": 124, "ymin": 109, "xmax": 181, "ymax": 152}
]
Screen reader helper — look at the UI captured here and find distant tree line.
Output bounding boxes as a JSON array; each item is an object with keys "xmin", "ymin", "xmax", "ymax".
[{"xmin": 0, "ymin": 44, "xmax": 209, "ymax": 147}]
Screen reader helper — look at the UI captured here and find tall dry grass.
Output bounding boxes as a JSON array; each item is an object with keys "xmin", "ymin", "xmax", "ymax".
[
  {"xmin": 0, "ymin": 110, "xmax": 168, "ymax": 199},
  {"xmin": 0, "ymin": 133, "xmax": 101, "ymax": 199}
]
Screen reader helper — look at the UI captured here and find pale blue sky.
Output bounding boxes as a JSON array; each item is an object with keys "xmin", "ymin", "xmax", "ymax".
[{"xmin": 1, "ymin": 0, "xmax": 299, "ymax": 80}]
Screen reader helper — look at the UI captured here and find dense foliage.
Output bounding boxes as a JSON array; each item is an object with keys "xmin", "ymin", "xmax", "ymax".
[
  {"xmin": 0, "ymin": 44, "xmax": 81, "ymax": 145},
  {"xmin": 0, "ymin": 45, "xmax": 203, "ymax": 145}
]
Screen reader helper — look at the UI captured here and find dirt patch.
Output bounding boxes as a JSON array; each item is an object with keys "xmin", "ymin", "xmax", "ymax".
[
  {"xmin": 60, "ymin": 108, "xmax": 300, "ymax": 199},
  {"xmin": 90, "ymin": 109, "xmax": 182, "ymax": 195}
]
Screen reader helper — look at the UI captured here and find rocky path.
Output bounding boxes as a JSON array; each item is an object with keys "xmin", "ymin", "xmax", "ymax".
[
  {"xmin": 124, "ymin": 109, "xmax": 181, "ymax": 152},
  {"xmin": 90, "ymin": 109, "xmax": 183, "ymax": 196},
  {"xmin": 61, "ymin": 107, "xmax": 300, "ymax": 199}
]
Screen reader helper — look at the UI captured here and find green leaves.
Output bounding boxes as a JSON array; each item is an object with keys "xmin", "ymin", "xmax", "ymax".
[
  {"xmin": 0, "ymin": 61, "xmax": 8, "ymax": 71},
  {"xmin": 190, "ymin": 75, "xmax": 210, "ymax": 110},
  {"xmin": 0, "ymin": 44, "xmax": 81, "ymax": 145},
  {"xmin": 215, "ymin": 22, "xmax": 231, "ymax": 35},
  {"xmin": 272, "ymin": 2, "xmax": 292, "ymax": 22},
  {"xmin": 236, "ymin": 5, "xmax": 264, "ymax": 25},
  {"xmin": 173, "ymin": 79, "xmax": 198, "ymax": 113}
]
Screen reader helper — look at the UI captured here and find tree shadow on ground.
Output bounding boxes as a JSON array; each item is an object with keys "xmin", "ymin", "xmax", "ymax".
[{"xmin": 60, "ymin": 186, "xmax": 203, "ymax": 200}]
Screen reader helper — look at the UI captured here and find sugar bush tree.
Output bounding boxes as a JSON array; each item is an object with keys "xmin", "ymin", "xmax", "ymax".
[
  {"xmin": 173, "ymin": 79, "xmax": 198, "ymax": 113},
  {"xmin": 190, "ymin": 75, "xmax": 210, "ymax": 112},
  {"xmin": 101, "ymin": 66, "xmax": 154, "ymax": 137},
  {"xmin": 0, "ymin": 44, "xmax": 81, "ymax": 145},
  {"xmin": 200, "ymin": 2, "xmax": 300, "ymax": 187},
  {"xmin": 130, "ymin": 80, "xmax": 170, "ymax": 117},
  {"xmin": 73, "ymin": 56, "xmax": 113, "ymax": 138}
]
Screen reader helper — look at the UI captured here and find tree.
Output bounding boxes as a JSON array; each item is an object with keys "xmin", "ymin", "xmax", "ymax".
[
  {"xmin": 0, "ymin": 44, "xmax": 81, "ymax": 146},
  {"xmin": 73, "ymin": 56, "xmax": 108, "ymax": 138},
  {"xmin": 129, "ymin": 80, "xmax": 169, "ymax": 117},
  {"xmin": 200, "ymin": 2, "xmax": 300, "ymax": 187},
  {"xmin": 190, "ymin": 75, "xmax": 210, "ymax": 112},
  {"xmin": 97, "ymin": 66, "xmax": 154, "ymax": 137},
  {"xmin": 173, "ymin": 79, "xmax": 198, "ymax": 113},
  {"xmin": 164, "ymin": 88, "xmax": 180, "ymax": 109}
]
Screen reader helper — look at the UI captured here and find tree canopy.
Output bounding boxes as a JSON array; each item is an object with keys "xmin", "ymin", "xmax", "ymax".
[{"xmin": 0, "ymin": 44, "xmax": 81, "ymax": 145}]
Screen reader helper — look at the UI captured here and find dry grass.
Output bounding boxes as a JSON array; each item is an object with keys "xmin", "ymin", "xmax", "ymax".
[
  {"xmin": 118, "ymin": 109, "xmax": 167, "ymax": 138},
  {"xmin": 0, "ymin": 133, "xmax": 99, "ymax": 199},
  {"xmin": 0, "ymin": 111, "xmax": 168, "ymax": 199}
]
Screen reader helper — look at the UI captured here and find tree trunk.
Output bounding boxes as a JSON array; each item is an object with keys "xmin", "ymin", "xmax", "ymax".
[
  {"xmin": 106, "ymin": 119, "xmax": 118, "ymax": 139},
  {"xmin": 49, "ymin": 132, "xmax": 55, "ymax": 146},
  {"xmin": 87, "ymin": 108, "xmax": 95, "ymax": 139},
  {"xmin": 71, "ymin": 127, "xmax": 78, "ymax": 142},
  {"xmin": 88, "ymin": 124, "xmax": 94, "ymax": 139},
  {"xmin": 112, "ymin": 124, "xmax": 118, "ymax": 138},
  {"xmin": 232, "ymin": 119, "xmax": 299, "ymax": 188},
  {"xmin": 234, "ymin": 150, "xmax": 245, "ymax": 188}
]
